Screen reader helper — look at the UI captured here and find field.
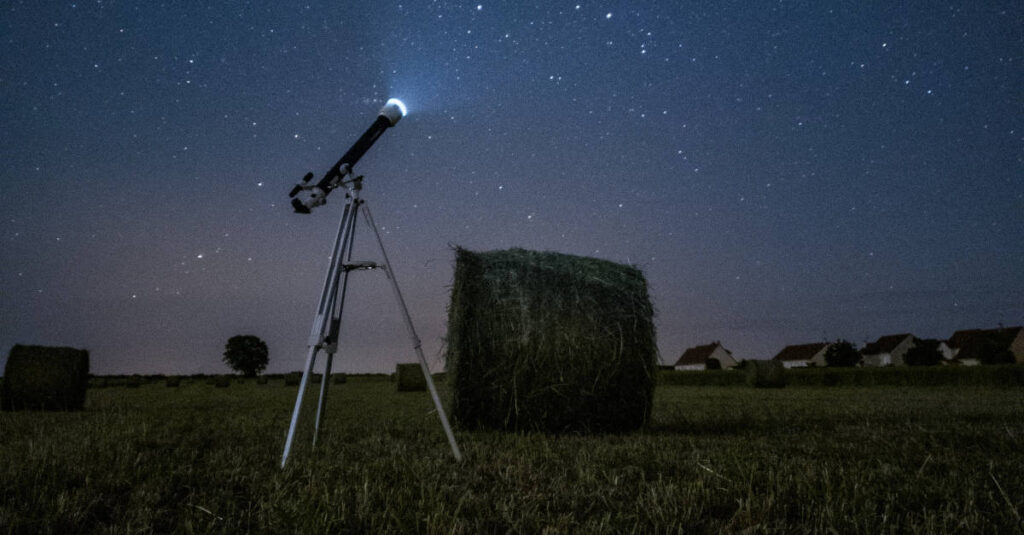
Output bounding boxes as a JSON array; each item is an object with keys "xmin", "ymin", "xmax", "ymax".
[{"xmin": 2, "ymin": 373, "xmax": 1023, "ymax": 533}]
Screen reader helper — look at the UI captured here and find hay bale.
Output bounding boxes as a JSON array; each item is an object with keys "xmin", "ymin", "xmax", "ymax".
[
  {"xmin": 126, "ymin": 376, "xmax": 142, "ymax": 388},
  {"xmin": 446, "ymin": 247, "xmax": 657, "ymax": 432},
  {"xmin": 333, "ymin": 373, "xmax": 347, "ymax": 385},
  {"xmin": 396, "ymin": 363, "xmax": 427, "ymax": 392},
  {"xmin": 2, "ymin": 345, "xmax": 89, "ymax": 411},
  {"xmin": 256, "ymin": 376, "xmax": 269, "ymax": 385},
  {"xmin": 746, "ymin": 360, "xmax": 787, "ymax": 388},
  {"xmin": 214, "ymin": 376, "xmax": 230, "ymax": 388},
  {"xmin": 165, "ymin": 376, "xmax": 182, "ymax": 387},
  {"xmin": 284, "ymin": 372, "xmax": 302, "ymax": 386}
]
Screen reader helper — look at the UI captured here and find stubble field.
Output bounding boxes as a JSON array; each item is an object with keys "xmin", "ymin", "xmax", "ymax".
[{"xmin": 2, "ymin": 374, "xmax": 1023, "ymax": 533}]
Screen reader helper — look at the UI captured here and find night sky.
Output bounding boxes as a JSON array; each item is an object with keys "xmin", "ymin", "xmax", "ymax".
[{"xmin": 2, "ymin": 2, "xmax": 1021, "ymax": 375}]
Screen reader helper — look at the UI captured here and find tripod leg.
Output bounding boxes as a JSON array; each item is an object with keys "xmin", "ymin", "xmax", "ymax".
[
  {"xmin": 282, "ymin": 194, "xmax": 360, "ymax": 468},
  {"xmin": 312, "ymin": 202, "xmax": 359, "ymax": 450},
  {"xmin": 281, "ymin": 345, "xmax": 320, "ymax": 467},
  {"xmin": 312, "ymin": 351, "xmax": 334, "ymax": 449},
  {"xmin": 361, "ymin": 204, "xmax": 464, "ymax": 462}
]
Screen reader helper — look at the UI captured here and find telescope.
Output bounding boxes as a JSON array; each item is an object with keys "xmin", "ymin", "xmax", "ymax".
[
  {"xmin": 279, "ymin": 95, "xmax": 463, "ymax": 466},
  {"xmin": 288, "ymin": 98, "xmax": 407, "ymax": 213}
]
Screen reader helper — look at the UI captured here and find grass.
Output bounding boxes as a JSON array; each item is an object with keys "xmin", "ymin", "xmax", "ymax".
[{"xmin": 1, "ymin": 375, "xmax": 1023, "ymax": 533}]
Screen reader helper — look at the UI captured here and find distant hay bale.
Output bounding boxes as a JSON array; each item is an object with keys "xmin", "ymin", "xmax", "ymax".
[
  {"xmin": 214, "ymin": 376, "xmax": 230, "ymax": 388},
  {"xmin": 165, "ymin": 377, "xmax": 182, "ymax": 387},
  {"xmin": 333, "ymin": 373, "xmax": 347, "ymax": 385},
  {"xmin": 746, "ymin": 360, "xmax": 787, "ymax": 388},
  {"xmin": 126, "ymin": 376, "xmax": 142, "ymax": 388},
  {"xmin": 2, "ymin": 345, "xmax": 89, "ymax": 411},
  {"xmin": 396, "ymin": 363, "xmax": 427, "ymax": 392},
  {"xmin": 284, "ymin": 372, "xmax": 302, "ymax": 386},
  {"xmin": 446, "ymin": 247, "xmax": 657, "ymax": 432},
  {"xmin": 256, "ymin": 376, "xmax": 269, "ymax": 385}
]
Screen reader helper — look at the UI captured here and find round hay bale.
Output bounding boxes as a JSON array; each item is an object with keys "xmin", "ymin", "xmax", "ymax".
[
  {"xmin": 396, "ymin": 363, "xmax": 427, "ymax": 392},
  {"xmin": 446, "ymin": 247, "xmax": 658, "ymax": 432},
  {"xmin": 165, "ymin": 376, "xmax": 182, "ymax": 387},
  {"xmin": 746, "ymin": 360, "xmax": 787, "ymax": 388},
  {"xmin": 332, "ymin": 373, "xmax": 347, "ymax": 385},
  {"xmin": 2, "ymin": 345, "xmax": 89, "ymax": 411},
  {"xmin": 214, "ymin": 376, "xmax": 230, "ymax": 388},
  {"xmin": 256, "ymin": 376, "xmax": 269, "ymax": 385},
  {"xmin": 284, "ymin": 372, "xmax": 302, "ymax": 386}
]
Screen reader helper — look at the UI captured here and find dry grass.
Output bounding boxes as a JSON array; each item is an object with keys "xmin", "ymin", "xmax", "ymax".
[{"xmin": 1, "ymin": 376, "xmax": 1022, "ymax": 532}]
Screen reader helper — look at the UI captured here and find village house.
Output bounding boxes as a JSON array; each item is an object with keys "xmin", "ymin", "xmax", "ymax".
[
  {"xmin": 936, "ymin": 340, "xmax": 956, "ymax": 361},
  {"xmin": 860, "ymin": 334, "xmax": 916, "ymax": 367},
  {"xmin": 772, "ymin": 342, "xmax": 832, "ymax": 368},
  {"xmin": 947, "ymin": 326, "xmax": 1024, "ymax": 365},
  {"xmin": 673, "ymin": 342, "xmax": 738, "ymax": 371}
]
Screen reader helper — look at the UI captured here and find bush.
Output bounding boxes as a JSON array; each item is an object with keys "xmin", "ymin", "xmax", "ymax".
[
  {"xmin": 658, "ymin": 370, "xmax": 744, "ymax": 387},
  {"xmin": 905, "ymin": 339, "xmax": 943, "ymax": 366},
  {"xmin": 825, "ymin": 339, "xmax": 861, "ymax": 367},
  {"xmin": 745, "ymin": 360, "xmax": 787, "ymax": 388},
  {"xmin": 2, "ymin": 345, "xmax": 89, "ymax": 411},
  {"xmin": 822, "ymin": 371, "xmax": 841, "ymax": 387},
  {"xmin": 657, "ymin": 365, "xmax": 1024, "ymax": 388},
  {"xmin": 256, "ymin": 376, "xmax": 269, "ymax": 385},
  {"xmin": 126, "ymin": 376, "xmax": 142, "ymax": 388},
  {"xmin": 396, "ymin": 364, "xmax": 426, "ymax": 392},
  {"xmin": 446, "ymin": 247, "xmax": 657, "ymax": 432}
]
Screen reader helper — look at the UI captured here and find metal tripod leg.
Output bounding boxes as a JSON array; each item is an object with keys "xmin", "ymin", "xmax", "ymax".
[
  {"xmin": 281, "ymin": 196, "xmax": 359, "ymax": 468},
  {"xmin": 312, "ymin": 352, "xmax": 334, "ymax": 448},
  {"xmin": 313, "ymin": 201, "xmax": 360, "ymax": 449},
  {"xmin": 362, "ymin": 204, "xmax": 463, "ymax": 462}
]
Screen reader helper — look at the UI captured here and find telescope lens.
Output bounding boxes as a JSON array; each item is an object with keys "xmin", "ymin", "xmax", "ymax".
[{"xmin": 386, "ymin": 98, "xmax": 407, "ymax": 117}]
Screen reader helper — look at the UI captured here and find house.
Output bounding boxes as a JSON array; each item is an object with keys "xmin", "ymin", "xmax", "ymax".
[
  {"xmin": 860, "ymin": 334, "xmax": 915, "ymax": 367},
  {"xmin": 772, "ymin": 342, "xmax": 831, "ymax": 368},
  {"xmin": 936, "ymin": 340, "xmax": 956, "ymax": 361},
  {"xmin": 673, "ymin": 342, "xmax": 738, "ymax": 371},
  {"xmin": 948, "ymin": 326, "xmax": 1024, "ymax": 365}
]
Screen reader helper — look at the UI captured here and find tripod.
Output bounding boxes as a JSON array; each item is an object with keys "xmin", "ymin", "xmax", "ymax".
[{"xmin": 280, "ymin": 175, "xmax": 462, "ymax": 467}]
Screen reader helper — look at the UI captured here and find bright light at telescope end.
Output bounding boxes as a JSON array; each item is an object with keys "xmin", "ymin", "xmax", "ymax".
[{"xmin": 386, "ymin": 98, "xmax": 408, "ymax": 117}]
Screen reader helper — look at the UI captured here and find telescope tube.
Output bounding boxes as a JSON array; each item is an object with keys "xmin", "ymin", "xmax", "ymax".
[{"xmin": 289, "ymin": 99, "xmax": 406, "ymax": 213}]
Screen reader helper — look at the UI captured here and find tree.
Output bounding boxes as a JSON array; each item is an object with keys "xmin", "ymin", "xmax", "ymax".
[
  {"xmin": 825, "ymin": 339, "xmax": 860, "ymax": 367},
  {"xmin": 223, "ymin": 335, "xmax": 268, "ymax": 377},
  {"xmin": 904, "ymin": 338, "xmax": 943, "ymax": 366},
  {"xmin": 975, "ymin": 336, "xmax": 1016, "ymax": 365}
]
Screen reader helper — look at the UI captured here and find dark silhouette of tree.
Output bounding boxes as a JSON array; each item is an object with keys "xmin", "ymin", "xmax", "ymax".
[
  {"xmin": 223, "ymin": 335, "xmax": 268, "ymax": 377},
  {"xmin": 904, "ymin": 339, "xmax": 943, "ymax": 366},
  {"xmin": 976, "ymin": 336, "xmax": 1016, "ymax": 365},
  {"xmin": 825, "ymin": 339, "xmax": 860, "ymax": 367}
]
